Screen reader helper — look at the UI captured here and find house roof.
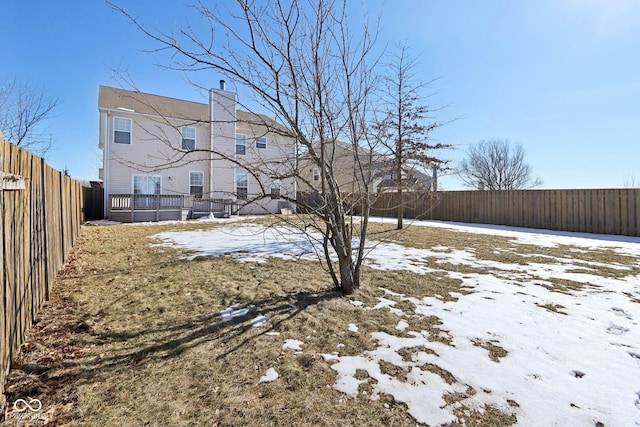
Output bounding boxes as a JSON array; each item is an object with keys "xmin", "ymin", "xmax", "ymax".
[
  {"xmin": 99, "ymin": 85, "xmax": 209, "ymax": 122},
  {"xmin": 98, "ymin": 85, "xmax": 281, "ymax": 128}
]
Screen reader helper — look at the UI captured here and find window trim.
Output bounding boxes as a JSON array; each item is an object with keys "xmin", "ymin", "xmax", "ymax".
[
  {"xmin": 132, "ymin": 175, "xmax": 161, "ymax": 208},
  {"xmin": 132, "ymin": 175, "xmax": 161, "ymax": 195},
  {"xmin": 181, "ymin": 126, "xmax": 196, "ymax": 151},
  {"xmin": 256, "ymin": 136, "xmax": 267, "ymax": 149},
  {"xmin": 189, "ymin": 171, "xmax": 204, "ymax": 199},
  {"xmin": 270, "ymin": 178, "xmax": 281, "ymax": 199},
  {"xmin": 236, "ymin": 172, "xmax": 248, "ymax": 200},
  {"xmin": 236, "ymin": 134, "xmax": 246, "ymax": 155},
  {"xmin": 113, "ymin": 117, "xmax": 132, "ymax": 144},
  {"xmin": 312, "ymin": 167, "xmax": 321, "ymax": 182}
]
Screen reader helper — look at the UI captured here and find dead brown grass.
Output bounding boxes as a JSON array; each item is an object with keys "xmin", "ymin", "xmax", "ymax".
[
  {"xmin": 471, "ymin": 339, "xmax": 509, "ymax": 363},
  {"xmin": 535, "ymin": 303, "xmax": 568, "ymax": 315},
  {"xmin": 3, "ymin": 216, "xmax": 637, "ymax": 426}
]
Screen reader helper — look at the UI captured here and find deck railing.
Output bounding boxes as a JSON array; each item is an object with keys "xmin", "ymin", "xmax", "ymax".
[
  {"xmin": 110, "ymin": 194, "xmax": 184, "ymax": 211},
  {"xmin": 192, "ymin": 198, "xmax": 234, "ymax": 217}
]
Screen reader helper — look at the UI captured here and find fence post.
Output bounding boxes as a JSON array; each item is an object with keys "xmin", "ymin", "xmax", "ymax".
[
  {"xmin": 0, "ymin": 140, "xmax": 4, "ymax": 412},
  {"xmin": 39, "ymin": 159, "xmax": 50, "ymax": 300}
]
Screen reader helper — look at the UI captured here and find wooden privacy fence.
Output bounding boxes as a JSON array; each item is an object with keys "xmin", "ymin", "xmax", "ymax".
[
  {"xmin": 369, "ymin": 189, "xmax": 640, "ymax": 237},
  {"xmin": 1, "ymin": 135, "xmax": 84, "ymax": 406}
]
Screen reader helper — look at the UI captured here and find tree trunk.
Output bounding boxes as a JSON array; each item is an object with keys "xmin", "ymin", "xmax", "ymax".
[
  {"xmin": 331, "ymin": 214, "xmax": 358, "ymax": 294},
  {"xmin": 397, "ymin": 186, "xmax": 403, "ymax": 229},
  {"xmin": 338, "ymin": 255, "xmax": 356, "ymax": 295},
  {"xmin": 396, "ymin": 133, "xmax": 403, "ymax": 229}
]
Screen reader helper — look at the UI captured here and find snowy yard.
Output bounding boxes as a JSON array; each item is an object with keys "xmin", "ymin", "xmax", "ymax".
[
  {"xmin": 152, "ymin": 218, "xmax": 640, "ymax": 426},
  {"xmin": 6, "ymin": 217, "xmax": 639, "ymax": 426}
]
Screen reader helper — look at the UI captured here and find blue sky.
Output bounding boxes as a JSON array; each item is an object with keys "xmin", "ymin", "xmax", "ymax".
[{"xmin": 3, "ymin": 0, "xmax": 639, "ymax": 189}]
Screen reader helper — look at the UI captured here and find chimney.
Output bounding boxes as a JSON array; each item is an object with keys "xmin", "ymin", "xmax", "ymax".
[
  {"xmin": 219, "ymin": 80, "xmax": 226, "ymax": 91},
  {"xmin": 431, "ymin": 166, "xmax": 438, "ymax": 191}
]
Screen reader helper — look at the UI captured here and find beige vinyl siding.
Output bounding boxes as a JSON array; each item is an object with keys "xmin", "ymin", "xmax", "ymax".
[
  {"xmin": 106, "ymin": 113, "xmax": 210, "ymax": 195},
  {"xmin": 235, "ymin": 122, "xmax": 296, "ymax": 205},
  {"xmin": 233, "ymin": 130, "xmax": 297, "ymax": 214}
]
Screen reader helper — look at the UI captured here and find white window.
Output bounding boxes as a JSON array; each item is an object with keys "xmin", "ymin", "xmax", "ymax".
[
  {"xmin": 190, "ymin": 171, "xmax": 204, "ymax": 199},
  {"xmin": 312, "ymin": 167, "xmax": 320, "ymax": 182},
  {"xmin": 133, "ymin": 175, "xmax": 161, "ymax": 208},
  {"xmin": 181, "ymin": 126, "xmax": 196, "ymax": 150},
  {"xmin": 270, "ymin": 179, "xmax": 281, "ymax": 199},
  {"xmin": 256, "ymin": 137, "xmax": 267, "ymax": 149},
  {"xmin": 114, "ymin": 117, "xmax": 131, "ymax": 144},
  {"xmin": 236, "ymin": 173, "xmax": 248, "ymax": 200},
  {"xmin": 133, "ymin": 175, "xmax": 161, "ymax": 194},
  {"xmin": 236, "ymin": 134, "xmax": 246, "ymax": 155}
]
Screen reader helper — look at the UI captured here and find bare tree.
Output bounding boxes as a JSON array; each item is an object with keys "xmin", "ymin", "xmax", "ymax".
[
  {"xmin": 623, "ymin": 173, "xmax": 639, "ymax": 188},
  {"xmin": 0, "ymin": 77, "xmax": 59, "ymax": 156},
  {"xmin": 457, "ymin": 138, "xmax": 542, "ymax": 190},
  {"xmin": 109, "ymin": 0, "xmax": 387, "ymax": 294},
  {"xmin": 373, "ymin": 43, "xmax": 449, "ymax": 229}
]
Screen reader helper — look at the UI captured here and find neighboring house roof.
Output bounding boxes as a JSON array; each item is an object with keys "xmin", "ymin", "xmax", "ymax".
[
  {"xmin": 98, "ymin": 85, "xmax": 282, "ymax": 129},
  {"xmin": 377, "ymin": 167, "xmax": 434, "ymax": 192},
  {"xmin": 304, "ymin": 140, "xmax": 388, "ymax": 170},
  {"xmin": 298, "ymin": 140, "xmax": 388, "ymax": 194},
  {"xmin": 307, "ymin": 139, "xmax": 376, "ymax": 158}
]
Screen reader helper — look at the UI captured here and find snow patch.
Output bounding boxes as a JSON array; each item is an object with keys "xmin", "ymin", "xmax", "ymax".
[
  {"xmin": 396, "ymin": 320, "xmax": 409, "ymax": 331},
  {"xmin": 251, "ymin": 314, "xmax": 269, "ymax": 327},
  {"xmin": 220, "ymin": 305, "xmax": 248, "ymax": 320},
  {"xmin": 283, "ymin": 339, "xmax": 304, "ymax": 351},
  {"xmin": 258, "ymin": 368, "xmax": 279, "ymax": 383}
]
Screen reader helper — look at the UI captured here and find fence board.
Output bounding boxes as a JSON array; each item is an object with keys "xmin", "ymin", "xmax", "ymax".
[
  {"xmin": 630, "ymin": 191, "xmax": 640, "ymax": 236},
  {"xmin": 620, "ymin": 190, "xmax": 630, "ymax": 236},
  {"xmin": 0, "ymin": 182, "xmax": 4, "ymax": 398},
  {"xmin": 584, "ymin": 190, "xmax": 592, "ymax": 233}
]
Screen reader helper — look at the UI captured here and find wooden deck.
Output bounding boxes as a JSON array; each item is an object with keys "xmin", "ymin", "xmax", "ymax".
[{"xmin": 108, "ymin": 194, "xmax": 234, "ymax": 222}]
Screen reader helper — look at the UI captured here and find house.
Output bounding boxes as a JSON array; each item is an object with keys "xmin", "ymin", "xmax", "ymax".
[
  {"xmin": 376, "ymin": 167, "xmax": 437, "ymax": 193},
  {"xmin": 298, "ymin": 140, "xmax": 436, "ymax": 196},
  {"xmin": 98, "ymin": 83, "xmax": 296, "ymax": 222},
  {"xmin": 297, "ymin": 141, "xmax": 386, "ymax": 195}
]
